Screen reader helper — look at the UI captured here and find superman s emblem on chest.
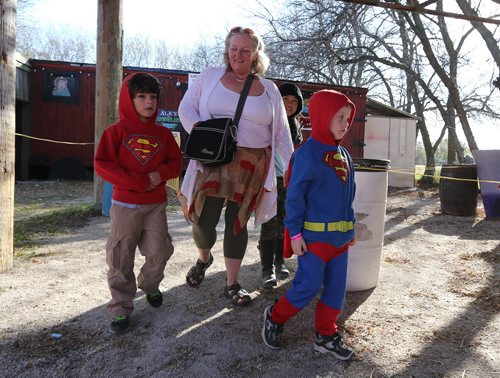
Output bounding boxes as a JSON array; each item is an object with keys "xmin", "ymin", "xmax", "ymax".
[
  {"xmin": 322, "ymin": 151, "xmax": 349, "ymax": 183},
  {"xmin": 124, "ymin": 135, "xmax": 163, "ymax": 165}
]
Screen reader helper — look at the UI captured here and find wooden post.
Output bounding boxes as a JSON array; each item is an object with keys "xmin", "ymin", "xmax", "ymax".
[
  {"xmin": 0, "ymin": 0, "xmax": 16, "ymax": 272},
  {"xmin": 94, "ymin": 0, "xmax": 123, "ymax": 205}
]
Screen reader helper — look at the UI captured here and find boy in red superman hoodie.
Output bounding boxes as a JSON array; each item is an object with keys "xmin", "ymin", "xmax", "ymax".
[
  {"xmin": 262, "ymin": 89, "xmax": 357, "ymax": 360},
  {"xmin": 95, "ymin": 73, "xmax": 183, "ymax": 334}
]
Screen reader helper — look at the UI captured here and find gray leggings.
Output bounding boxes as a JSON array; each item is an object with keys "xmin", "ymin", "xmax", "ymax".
[{"xmin": 192, "ymin": 197, "xmax": 248, "ymax": 260}]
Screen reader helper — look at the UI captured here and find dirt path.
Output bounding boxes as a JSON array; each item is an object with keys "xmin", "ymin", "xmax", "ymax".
[{"xmin": 0, "ymin": 182, "xmax": 498, "ymax": 377}]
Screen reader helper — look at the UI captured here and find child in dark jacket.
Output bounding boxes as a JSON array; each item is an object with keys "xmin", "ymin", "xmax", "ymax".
[
  {"xmin": 94, "ymin": 73, "xmax": 183, "ymax": 334},
  {"xmin": 262, "ymin": 89, "xmax": 357, "ymax": 360},
  {"xmin": 258, "ymin": 82, "xmax": 304, "ymax": 289}
]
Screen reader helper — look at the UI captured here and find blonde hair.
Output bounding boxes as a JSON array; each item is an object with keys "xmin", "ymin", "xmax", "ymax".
[{"xmin": 223, "ymin": 27, "xmax": 270, "ymax": 75}]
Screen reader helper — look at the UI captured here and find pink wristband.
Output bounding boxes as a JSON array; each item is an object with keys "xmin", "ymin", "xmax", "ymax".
[{"xmin": 290, "ymin": 233, "xmax": 303, "ymax": 241}]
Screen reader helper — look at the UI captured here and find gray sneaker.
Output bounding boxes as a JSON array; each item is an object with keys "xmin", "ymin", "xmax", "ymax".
[
  {"xmin": 313, "ymin": 331, "xmax": 354, "ymax": 360},
  {"xmin": 275, "ymin": 263, "xmax": 290, "ymax": 279},
  {"xmin": 262, "ymin": 270, "xmax": 277, "ymax": 289},
  {"xmin": 262, "ymin": 305, "xmax": 284, "ymax": 349}
]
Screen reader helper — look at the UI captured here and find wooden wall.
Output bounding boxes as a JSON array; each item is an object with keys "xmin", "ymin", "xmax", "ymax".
[{"xmin": 25, "ymin": 60, "xmax": 367, "ymax": 178}]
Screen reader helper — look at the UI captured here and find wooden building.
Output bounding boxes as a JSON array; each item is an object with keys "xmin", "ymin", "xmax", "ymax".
[
  {"xmin": 17, "ymin": 59, "xmax": 370, "ymax": 180},
  {"xmin": 21, "ymin": 59, "xmax": 191, "ymax": 179}
]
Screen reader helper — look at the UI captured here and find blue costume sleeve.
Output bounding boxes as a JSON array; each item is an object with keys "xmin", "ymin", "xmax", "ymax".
[{"xmin": 284, "ymin": 148, "xmax": 313, "ymax": 236}]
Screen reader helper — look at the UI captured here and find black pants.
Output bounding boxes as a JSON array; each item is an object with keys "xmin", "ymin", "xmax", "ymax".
[
  {"xmin": 192, "ymin": 197, "xmax": 248, "ymax": 260},
  {"xmin": 258, "ymin": 177, "xmax": 286, "ymax": 271}
]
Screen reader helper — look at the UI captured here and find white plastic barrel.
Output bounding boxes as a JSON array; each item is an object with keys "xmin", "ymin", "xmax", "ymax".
[{"xmin": 346, "ymin": 159, "xmax": 390, "ymax": 292}]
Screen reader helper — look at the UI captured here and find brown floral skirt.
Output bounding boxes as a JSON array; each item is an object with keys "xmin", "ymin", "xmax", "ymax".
[{"xmin": 182, "ymin": 146, "xmax": 271, "ymax": 234}]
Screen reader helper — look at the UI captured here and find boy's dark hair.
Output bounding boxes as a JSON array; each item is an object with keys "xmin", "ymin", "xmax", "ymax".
[{"xmin": 128, "ymin": 73, "xmax": 160, "ymax": 98}]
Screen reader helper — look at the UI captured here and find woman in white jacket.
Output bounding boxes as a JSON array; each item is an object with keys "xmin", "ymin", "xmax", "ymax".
[{"xmin": 178, "ymin": 26, "xmax": 293, "ymax": 306}]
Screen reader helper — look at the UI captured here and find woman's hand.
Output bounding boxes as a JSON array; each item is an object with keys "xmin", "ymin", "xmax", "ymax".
[{"xmin": 291, "ymin": 236, "xmax": 308, "ymax": 256}]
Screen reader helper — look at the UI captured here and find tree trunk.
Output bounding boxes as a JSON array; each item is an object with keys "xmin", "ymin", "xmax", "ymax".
[
  {"xmin": 0, "ymin": 0, "xmax": 16, "ymax": 272},
  {"xmin": 445, "ymin": 96, "xmax": 463, "ymax": 164},
  {"xmin": 408, "ymin": 5, "xmax": 479, "ymax": 152},
  {"xmin": 94, "ymin": 0, "xmax": 123, "ymax": 205},
  {"xmin": 411, "ymin": 85, "xmax": 435, "ymax": 186}
]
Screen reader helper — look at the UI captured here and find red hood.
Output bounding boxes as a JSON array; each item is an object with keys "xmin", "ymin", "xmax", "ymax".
[
  {"xmin": 309, "ymin": 90, "xmax": 356, "ymax": 146},
  {"xmin": 118, "ymin": 73, "xmax": 158, "ymax": 127}
]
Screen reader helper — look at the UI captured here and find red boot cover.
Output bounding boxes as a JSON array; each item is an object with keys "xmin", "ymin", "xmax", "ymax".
[
  {"xmin": 315, "ymin": 301, "xmax": 341, "ymax": 336},
  {"xmin": 271, "ymin": 295, "xmax": 300, "ymax": 324}
]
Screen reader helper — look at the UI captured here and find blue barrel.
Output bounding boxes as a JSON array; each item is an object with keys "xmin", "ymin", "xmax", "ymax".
[{"xmin": 102, "ymin": 181, "xmax": 113, "ymax": 217}]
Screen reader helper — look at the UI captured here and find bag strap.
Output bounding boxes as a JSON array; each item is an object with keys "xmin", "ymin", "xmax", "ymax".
[{"xmin": 233, "ymin": 75, "xmax": 254, "ymax": 127}]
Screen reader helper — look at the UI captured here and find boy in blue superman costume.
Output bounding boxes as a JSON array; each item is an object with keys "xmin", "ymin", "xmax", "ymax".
[{"xmin": 262, "ymin": 89, "xmax": 357, "ymax": 361}]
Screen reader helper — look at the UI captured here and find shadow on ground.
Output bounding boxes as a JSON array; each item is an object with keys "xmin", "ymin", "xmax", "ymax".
[{"xmin": 2, "ymin": 185, "xmax": 498, "ymax": 377}]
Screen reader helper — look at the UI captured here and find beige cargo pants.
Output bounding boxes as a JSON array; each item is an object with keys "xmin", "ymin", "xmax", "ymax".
[{"xmin": 106, "ymin": 202, "xmax": 173, "ymax": 317}]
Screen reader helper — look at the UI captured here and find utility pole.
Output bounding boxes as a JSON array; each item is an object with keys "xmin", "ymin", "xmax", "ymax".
[
  {"xmin": 0, "ymin": 0, "xmax": 16, "ymax": 272},
  {"xmin": 94, "ymin": 0, "xmax": 123, "ymax": 205}
]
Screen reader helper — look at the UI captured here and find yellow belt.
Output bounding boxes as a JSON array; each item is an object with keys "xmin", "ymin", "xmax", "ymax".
[{"xmin": 303, "ymin": 221, "xmax": 354, "ymax": 233}]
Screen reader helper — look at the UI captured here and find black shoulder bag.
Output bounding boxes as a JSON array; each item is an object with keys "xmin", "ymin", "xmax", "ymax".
[{"xmin": 183, "ymin": 75, "xmax": 253, "ymax": 167}]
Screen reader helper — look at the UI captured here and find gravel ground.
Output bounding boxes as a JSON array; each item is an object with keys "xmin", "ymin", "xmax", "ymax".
[{"xmin": 0, "ymin": 181, "xmax": 498, "ymax": 377}]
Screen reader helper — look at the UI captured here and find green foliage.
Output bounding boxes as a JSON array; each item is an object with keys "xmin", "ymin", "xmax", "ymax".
[
  {"xmin": 415, "ymin": 141, "xmax": 426, "ymax": 165},
  {"xmin": 416, "ymin": 139, "xmax": 472, "ymax": 166},
  {"xmin": 415, "ymin": 165, "xmax": 441, "ymax": 188},
  {"xmin": 14, "ymin": 204, "xmax": 101, "ymax": 257}
]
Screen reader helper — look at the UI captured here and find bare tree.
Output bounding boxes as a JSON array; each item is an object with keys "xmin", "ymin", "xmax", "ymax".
[
  {"xmin": 16, "ymin": 0, "xmax": 36, "ymax": 56},
  {"xmin": 400, "ymin": 1, "xmax": 477, "ymax": 153},
  {"xmin": 123, "ymin": 34, "xmax": 152, "ymax": 67},
  {"xmin": 181, "ymin": 42, "xmax": 223, "ymax": 72},
  {"xmin": 257, "ymin": 0, "xmax": 500, "ymax": 169},
  {"xmin": 35, "ymin": 31, "xmax": 95, "ymax": 62},
  {"xmin": 16, "ymin": 1, "xmax": 223, "ymax": 73},
  {"xmin": 152, "ymin": 40, "xmax": 176, "ymax": 69},
  {"xmin": 264, "ymin": 0, "xmax": 380, "ymax": 88},
  {"xmin": 106, "ymin": 32, "xmax": 223, "ymax": 72},
  {"xmin": 261, "ymin": 0, "xmax": 447, "ymax": 173},
  {"xmin": 455, "ymin": 0, "xmax": 500, "ymax": 88}
]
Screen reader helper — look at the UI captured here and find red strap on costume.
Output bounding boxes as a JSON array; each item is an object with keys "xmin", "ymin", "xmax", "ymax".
[
  {"xmin": 283, "ymin": 228, "xmax": 293, "ymax": 258},
  {"xmin": 271, "ymin": 294, "xmax": 300, "ymax": 324}
]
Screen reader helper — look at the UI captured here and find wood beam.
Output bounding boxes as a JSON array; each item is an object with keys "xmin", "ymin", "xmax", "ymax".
[{"xmin": 0, "ymin": 0, "xmax": 16, "ymax": 272}]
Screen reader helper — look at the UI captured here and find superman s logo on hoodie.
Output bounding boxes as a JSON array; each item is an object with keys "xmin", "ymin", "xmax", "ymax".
[
  {"xmin": 322, "ymin": 151, "xmax": 349, "ymax": 183},
  {"xmin": 125, "ymin": 135, "xmax": 163, "ymax": 165}
]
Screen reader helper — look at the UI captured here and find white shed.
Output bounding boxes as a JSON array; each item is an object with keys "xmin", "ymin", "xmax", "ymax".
[{"xmin": 363, "ymin": 98, "xmax": 418, "ymax": 188}]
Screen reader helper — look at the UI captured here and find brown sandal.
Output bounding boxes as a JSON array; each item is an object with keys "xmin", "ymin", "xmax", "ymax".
[
  {"xmin": 223, "ymin": 282, "xmax": 251, "ymax": 306},
  {"xmin": 186, "ymin": 253, "xmax": 213, "ymax": 287}
]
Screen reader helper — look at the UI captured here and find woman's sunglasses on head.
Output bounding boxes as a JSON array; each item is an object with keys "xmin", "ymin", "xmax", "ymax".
[{"xmin": 230, "ymin": 26, "xmax": 254, "ymax": 35}]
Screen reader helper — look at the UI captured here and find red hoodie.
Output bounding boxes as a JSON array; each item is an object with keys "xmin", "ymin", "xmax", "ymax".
[{"xmin": 94, "ymin": 73, "xmax": 183, "ymax": 204}]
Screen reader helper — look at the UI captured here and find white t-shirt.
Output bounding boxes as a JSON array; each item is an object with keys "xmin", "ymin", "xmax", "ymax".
[{"xmin": 207, "ymin": 81, "xmax": 273, "ymax": 148}]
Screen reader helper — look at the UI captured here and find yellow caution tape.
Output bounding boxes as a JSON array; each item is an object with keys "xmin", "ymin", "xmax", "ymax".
[
  {"xmin": 356, "ymin": 165, "xmax": 500, "ymax": 185},
  {"xmin": 15, "ymin": 132, "xmax": 94, "ymax": 145}
]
